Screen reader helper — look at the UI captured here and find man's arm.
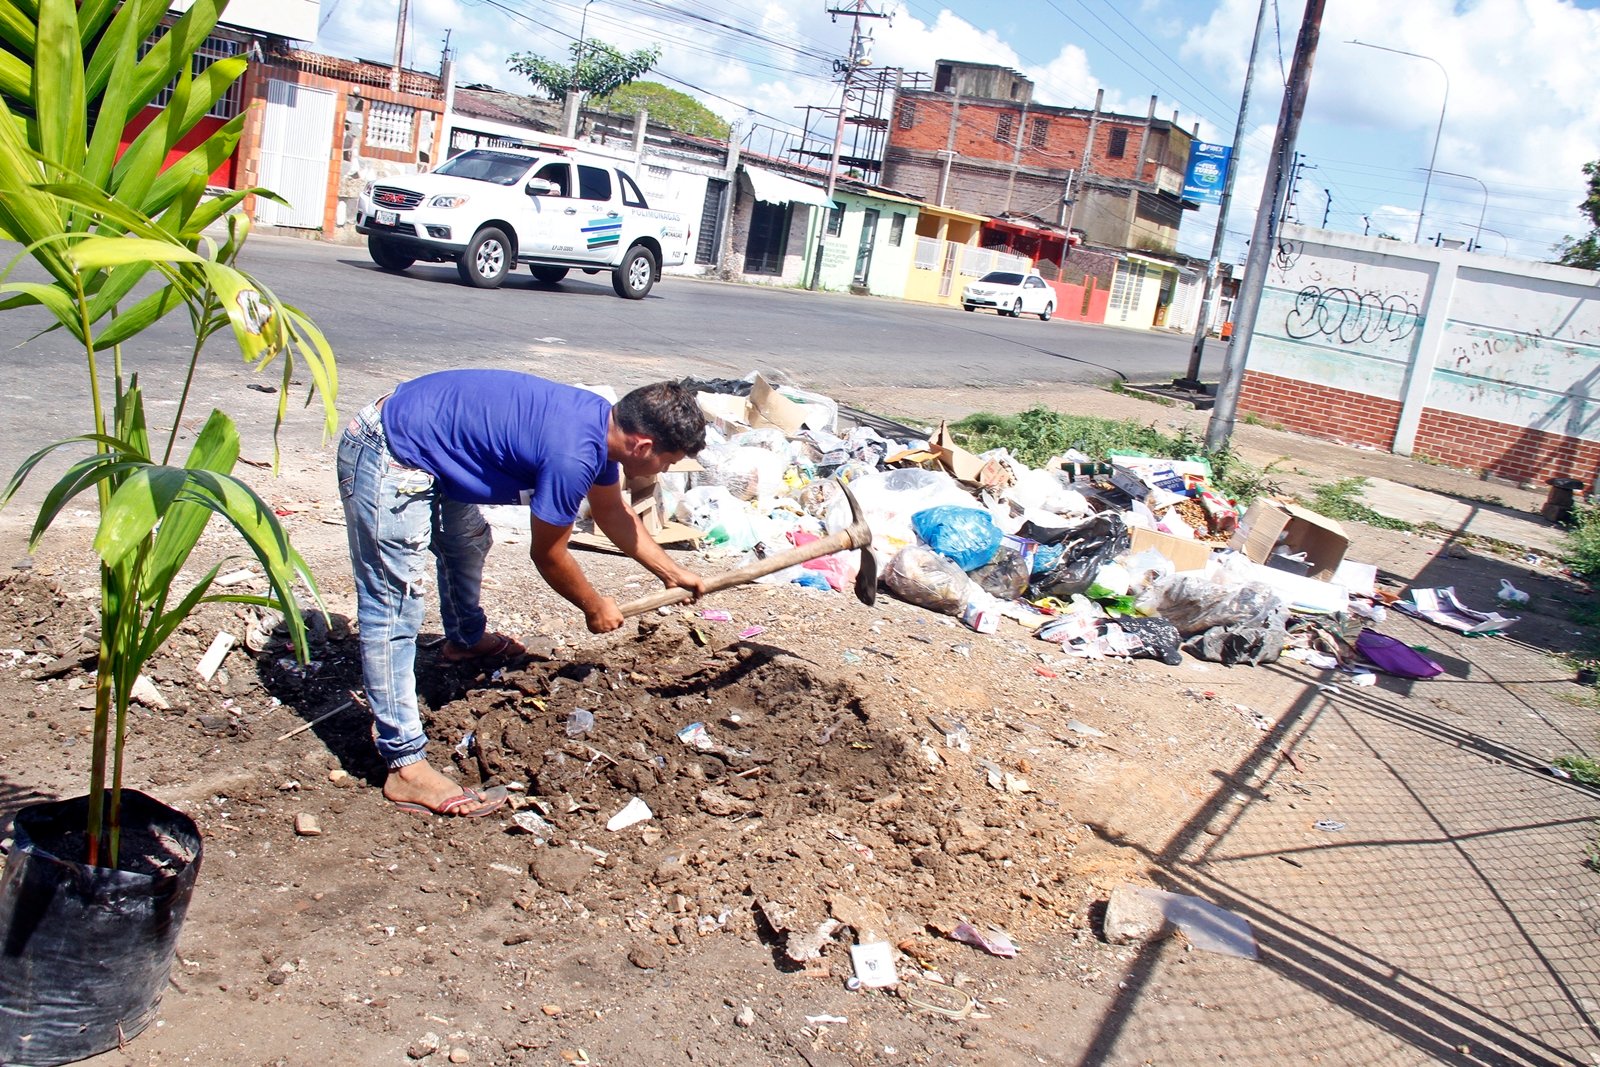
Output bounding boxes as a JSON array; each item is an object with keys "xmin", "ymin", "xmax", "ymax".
[
  {"xmin": 586, "ymin": 480, "xmax": 707, "ymax": 598},
  {"xmin": 529, "ymin": 518, "xmax": 625, "ymax": 633}
]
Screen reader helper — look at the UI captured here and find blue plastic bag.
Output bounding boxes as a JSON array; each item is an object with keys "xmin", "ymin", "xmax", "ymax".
[{"xmin": 912, "ymin": 505, "xmax": 1002, "ymax": 571}]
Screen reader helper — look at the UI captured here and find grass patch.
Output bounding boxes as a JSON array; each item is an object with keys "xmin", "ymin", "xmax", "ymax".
[
  {"xmin": 1554, "ymin": 754, "xmax": 1600, "ymax": 787},
  {"xmin": 947, "ymin": 406, "xmax": 1279, "ymax": 506},
  {"xmin": 1306, "ymin": 477, "xmax": 1415, "ymax": 531}
]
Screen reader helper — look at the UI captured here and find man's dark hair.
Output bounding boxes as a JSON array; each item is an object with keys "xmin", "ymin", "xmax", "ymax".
[{"xmin": 615, "ymin": 381, "xmax": 706, "ymax": 455}]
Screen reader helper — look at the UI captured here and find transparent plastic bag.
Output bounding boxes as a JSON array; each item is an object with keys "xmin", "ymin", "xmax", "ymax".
[
  {"xmin": 884, "ymin": 546, "xmax": 971, "ymax": 615},
  {"xmin": 1136, "ymin": 574, "xmax": 1282, "ymax": 636}
]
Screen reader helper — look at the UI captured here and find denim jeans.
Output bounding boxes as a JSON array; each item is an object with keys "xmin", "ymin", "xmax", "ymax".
[{"xmin": 337, "ymin": 400, "xmax": 493, "ymax": 768}]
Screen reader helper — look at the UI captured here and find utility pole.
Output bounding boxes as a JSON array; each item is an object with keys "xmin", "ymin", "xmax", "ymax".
[
  {"xmin": 1175, "ymin": 0, "xmax": 1267, "ymax": 394},
  {"xmin": 390, "ymin": 0, "xmax": 410, "ymax": 92},
  {"xmin": 808, "ymin": 1, "xmax": 890, "ymax": 290},
  {"xmin": 1205, "ymin": 0, "xmax": 1327, "ymax": 452}
]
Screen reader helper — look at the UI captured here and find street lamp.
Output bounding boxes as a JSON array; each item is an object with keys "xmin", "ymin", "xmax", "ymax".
[
  {"xmin": 1429, "ymin": 168, "xmax": 1487, "ymax": 251},
  {"xmin": 1348, "ymin": 40, "xmax": 1449, "ymax": 243}
]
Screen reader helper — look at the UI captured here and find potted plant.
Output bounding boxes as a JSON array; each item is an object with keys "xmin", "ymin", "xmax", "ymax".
[{"xmin": 0, "ymin": 1, "xmax": 337, "ymax": 1062}]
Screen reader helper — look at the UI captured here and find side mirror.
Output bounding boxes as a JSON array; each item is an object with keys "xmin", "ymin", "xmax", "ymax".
[{"xmin": 525, "ymin": 178, "xmax": 558, "ymax": 196}]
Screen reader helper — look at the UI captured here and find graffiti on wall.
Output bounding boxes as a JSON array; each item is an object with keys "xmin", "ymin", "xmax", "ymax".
[{"xmin": 1284, "ymin": 286, "xmax": 1421, "ymax": 344}]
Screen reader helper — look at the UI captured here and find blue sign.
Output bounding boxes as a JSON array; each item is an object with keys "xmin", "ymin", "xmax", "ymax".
[{"xmin": 1183, "ymin": 142, "xmax": 1231, "ymax": 205}]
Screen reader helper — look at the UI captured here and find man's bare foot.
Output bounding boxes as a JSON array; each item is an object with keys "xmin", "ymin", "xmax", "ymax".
[
  {"xmin": 382, "ymin": 761, "xmax": 503, "ymax": 817},
  {"xmin": 440, "ymin": 631, "xmax": 524, "ymax": 664}
]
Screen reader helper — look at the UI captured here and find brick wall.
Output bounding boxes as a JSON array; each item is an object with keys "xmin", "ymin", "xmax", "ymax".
[
  {"xmin": 1238, "ymin": 371, "xmax": 1401, "ymax": 450},
  {"xmin": 1241, "ymin": 369, "xmax": 1597, "ymax": 484},
  {"xmin": 1412, "ymin": 409, "xmax": 1600, "ymax": 485},
  {"xmin": 893, "ymin": 93, "xmax": 1156, "ymax": 181}
]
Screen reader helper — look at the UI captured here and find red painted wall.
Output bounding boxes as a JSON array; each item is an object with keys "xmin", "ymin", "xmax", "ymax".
[{"xmin": 118, "ymin": 107, "xmax": 237, "ymax": 188}]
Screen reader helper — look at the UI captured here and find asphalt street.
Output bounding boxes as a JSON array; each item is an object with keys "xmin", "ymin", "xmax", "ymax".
[{"xmin": 0, "ymin": 233, "xmax": 1216, "ymax": 498}]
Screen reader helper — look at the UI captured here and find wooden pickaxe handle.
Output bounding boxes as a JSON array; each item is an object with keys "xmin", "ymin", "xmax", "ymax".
[{"xmin": 616, "ymin": 481, "xmax": 875, "ymax": 618}]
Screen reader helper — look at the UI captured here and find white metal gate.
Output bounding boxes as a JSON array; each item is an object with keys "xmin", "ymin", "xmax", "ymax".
[{"xmin": 256, "ymin": 80, "xmax": 336, "ymax": 229}]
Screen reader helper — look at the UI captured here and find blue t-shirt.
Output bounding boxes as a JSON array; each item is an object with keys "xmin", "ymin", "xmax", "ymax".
[{"xmin": 381, "ymin": 370, "xmax": 619, "ymax": 524}]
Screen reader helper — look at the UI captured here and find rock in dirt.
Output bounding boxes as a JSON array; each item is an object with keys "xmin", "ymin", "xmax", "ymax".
[
  {"xmin": 735, "ymin": 1006, "xmax": 755, "ymax": 1028},
  {"xmin": 626, "ymin": 941, "xmax": 667, "ymax": 970},
  {"xmin": 407, "ymin": 1032, "xmax": 440, "ymax": 1059},
  {"xmin": 696, "ymin": 786, "xmax": 756, "ymax": 817},
  {"xmin": 448, "ymin": 1049, "xmax": 470, "ymax": 1064},
  {"xmin": 293, "ymin": 813, "xmax": 322, "ymax": 837},
  {"xmin": 529, "ymin": 849, "xmax": 594, "ymax": 893},
  {"xmin": 1103, "ymin": 885, "xmax": 1172, "ymax": 945},
  {"xmin": 829, "ymin": 893, "xmax": 890, "ymax": 942}
]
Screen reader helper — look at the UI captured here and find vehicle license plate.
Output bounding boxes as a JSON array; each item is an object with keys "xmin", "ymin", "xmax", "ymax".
[{"xmin": 376, "ymin": 208, "xmax": 398, "ymax": 226}]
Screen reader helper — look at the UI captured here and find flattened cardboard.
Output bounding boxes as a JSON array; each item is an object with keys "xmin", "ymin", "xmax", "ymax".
[
  {"xmin": 1128, "ymin": 526, "xmax": 1212, "ymax": 573},
  {"xmin": 1228, "ymin": 500, "xmax": 1348, "ymax": 581},
  {"xmin": 694, "ymin": 375, "xmax": 822, "ymax": 437},
  {"xmin": 570, "ymin": 479, "xmax": 702, "ymax": 553}
]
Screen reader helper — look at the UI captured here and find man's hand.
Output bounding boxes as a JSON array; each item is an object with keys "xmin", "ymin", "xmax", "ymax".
[
  {"xmin": 585, "ymin": 597, "xmax": 625, "ymax": 633},
  {"xmin": 666, "ymin": 566, "xmax": 707, "ymax": 601}
]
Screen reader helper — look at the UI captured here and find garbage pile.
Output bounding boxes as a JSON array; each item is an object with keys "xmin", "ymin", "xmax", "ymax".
[{"xmin": 620, "ymin": 374, "xmax": 1514, "ymax": 682}]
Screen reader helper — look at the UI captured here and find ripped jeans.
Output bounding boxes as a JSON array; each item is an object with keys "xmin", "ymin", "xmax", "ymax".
[{"xmin": 337, "ymin": 400, "xmax": 492, "ymax": 768}]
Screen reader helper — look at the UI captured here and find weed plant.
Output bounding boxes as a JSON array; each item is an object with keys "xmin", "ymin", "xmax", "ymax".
[
  {"xmin": 1308, "ymin": 478, "xmax": 1416, "ymax": 531},
  {"xmin": 1563, "ymin": 501, "xmax": 1600, "ymax": 579}
]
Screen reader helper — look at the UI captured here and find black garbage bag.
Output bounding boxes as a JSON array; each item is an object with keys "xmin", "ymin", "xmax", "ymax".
[
  {"xmin": 1115, "ymin": 616, "xmax": 1183, "ymax": 665},
  {"xmin": 1026, "ymin": 512, "xmax": 1131, "ymax": 600},
  {"xmin": 969, "ymin": 546, "xmax": 1029, "ymax": 599}
]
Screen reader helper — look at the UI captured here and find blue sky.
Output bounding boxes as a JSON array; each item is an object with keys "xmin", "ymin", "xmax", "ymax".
[{"xmin": 316, "ymin": 0, "xmax": 1600, "ymax": 265}]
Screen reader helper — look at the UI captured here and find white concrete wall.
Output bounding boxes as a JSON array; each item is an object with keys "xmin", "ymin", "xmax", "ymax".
[{"xmin": 1254, "ymin": 224, "xmax": 1600, "ymax": 453}]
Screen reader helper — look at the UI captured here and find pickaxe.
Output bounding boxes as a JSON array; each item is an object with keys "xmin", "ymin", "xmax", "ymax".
[{"xmin": 617, "ymin": 481, "xmax": 878, "ymax": 616}]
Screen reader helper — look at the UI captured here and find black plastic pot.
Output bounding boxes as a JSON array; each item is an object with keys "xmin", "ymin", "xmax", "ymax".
[{"xmin": 0, "ymin": 789, "xmax": 202, "ymax": 1066}]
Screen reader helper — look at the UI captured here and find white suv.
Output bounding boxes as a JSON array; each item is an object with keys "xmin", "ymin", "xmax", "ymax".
[{"xmin": 356, "ymin": 145, "xmax": 690, "ymax": 299}]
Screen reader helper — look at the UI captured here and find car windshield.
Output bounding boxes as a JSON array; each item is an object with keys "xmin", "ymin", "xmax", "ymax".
[
  {"xmin": 433, "ymin": 150, "xmax": 535, "ymax": 186},
  {"xmin": 978, "ymin": 272, "xmax": 1024, "ymax": 285}
]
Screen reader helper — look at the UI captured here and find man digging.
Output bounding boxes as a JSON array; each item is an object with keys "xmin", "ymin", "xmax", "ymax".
[{"xmin": 337, "ymin": 371, "xmax": 707, "ymax": 817}]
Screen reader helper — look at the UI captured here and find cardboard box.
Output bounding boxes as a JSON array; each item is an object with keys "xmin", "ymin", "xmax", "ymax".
[
  {"xmin": 933, "ymin": 420, "xmax": 986, "ymax": 484},
  {"xmin": 569, "ymin": 476, "xmax": 701, "ymax": 553},
  {"xmin": 1128, "ymin": 526, "xmax": 1213, "ymax": 573},
  {"xmin": 1228, "ymin": 500, "xmax": 1348, "ymax": 581}
]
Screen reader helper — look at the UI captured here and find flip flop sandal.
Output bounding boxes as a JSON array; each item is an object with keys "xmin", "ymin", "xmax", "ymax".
[
  {"xmin": 441, "ymin": 632, "xmax": 523, "ymax": 664},
  {"xmin": 392, "ymin": 785, "xmax": 508, "ymax": 818}
]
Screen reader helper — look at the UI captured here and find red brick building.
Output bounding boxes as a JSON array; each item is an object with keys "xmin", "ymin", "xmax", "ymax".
[{"xmin": 882, "ymin": 60, "xmax": 1194, "ymax": 279}]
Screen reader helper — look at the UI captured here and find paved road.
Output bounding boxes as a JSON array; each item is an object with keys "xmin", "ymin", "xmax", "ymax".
[{"xmin": 0, "ymin": 234, "xmax": 1217, "ymax": 515}]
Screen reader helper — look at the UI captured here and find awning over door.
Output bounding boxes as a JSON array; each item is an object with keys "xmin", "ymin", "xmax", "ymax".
[{"xmin": 742, "ymin": 165, "xmax": 832, "ymax": 209}]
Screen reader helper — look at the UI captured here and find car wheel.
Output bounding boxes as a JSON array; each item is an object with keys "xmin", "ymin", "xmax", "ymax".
[
  {"xmin": 1040, "ymin": 302, "xmax": 1054, "ymax": 322},
  {"xmin": 531, "ymin": 266, "xmax": 568, "ymax": 284},
  {"xmin": 1009, "ymin": 299, "xmax": 1023, "ymax": 317},
  {"xmin": 612, "ymin": 245, "xmax": 657, "ymax": 299},
  {"xmin": 457, "ymin": 227, "xmax": 511, "ymax": 288},
  {"xmin": 962, "ymin": 303, "xmax": 975, "ymax": 312},
  {"xmin": 368, "ymin": 235, "xmax": 414, "ymax": 272}
]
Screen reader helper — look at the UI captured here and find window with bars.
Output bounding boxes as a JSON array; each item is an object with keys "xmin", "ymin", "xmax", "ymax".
[
  {"xmin": 143, "ymin": 31, "xmax": 245, "ymax": 119},
  {"xmin": 995, "ymin": 112, "xmax": 1014, "ymax": 145},
  {"xmin": 890, "ymin": 213, "xmax": 906, "ymax": 247},
  {"xmin": 365, "ymin": 101, "xmax": 416, "ymax": 151},
  {"xmin": 1108, "ymin": 127, "xmax": 1129, "ymax": 159},
  {"xmin": 896, "ymin": 100, "xmax": 916, "ymax": 129},
  {"xmin": 1030, "ymin": 117, "xmax": 1049, "ymax": 149}
]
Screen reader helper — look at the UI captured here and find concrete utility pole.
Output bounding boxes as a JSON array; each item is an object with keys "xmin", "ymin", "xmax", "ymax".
[
  {"xmin": 808, "ymin": 0, "xmax": 890, "ymax": 290},
  {"xmin": 1205, "ymin": 0, "xmax": 1327, "ymax": 452},
  {"xmin": 1175, "ymin": 0, "xmax": 1267, "ymax": 393},
  {"xmin": 390, "ymin": 0, "xmax": 410, "ymax": 92}
]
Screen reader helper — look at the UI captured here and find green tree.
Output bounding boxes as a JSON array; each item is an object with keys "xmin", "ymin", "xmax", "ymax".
[
  {"xmin": 592, "ymin": 81, "xmax": 729, "ymax": 139},
  {"xmin": 1554, "ymin": 159, "xmax": 1600, "ymax": 269},
  {"xmin": 508, "ymin": 39, "xmax": 660, "ymax": 99}
]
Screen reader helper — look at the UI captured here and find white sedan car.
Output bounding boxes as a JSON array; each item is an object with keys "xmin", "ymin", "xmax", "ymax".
[{"xmin": 961, "ymin": 270, "xmax": 1055, "ymax": 320}]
